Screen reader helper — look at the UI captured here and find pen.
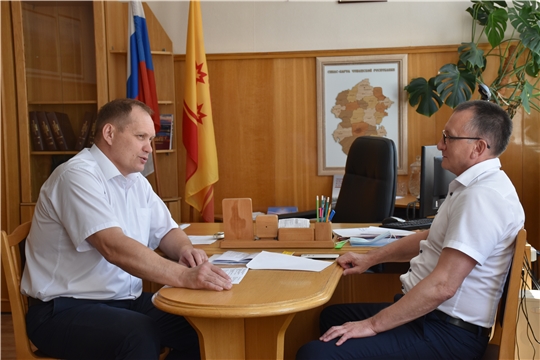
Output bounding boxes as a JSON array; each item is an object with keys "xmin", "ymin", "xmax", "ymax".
[
  {"xmin": 326, "ymin": 202, "xmax": 332, "ymax": 222},
  {"xmin": 329, "ymin": 210, "xmax": 335, "ymax": 221},
  {"xmin": 316, "ymin": 195, "xmax": 319, "ymax": 222}
]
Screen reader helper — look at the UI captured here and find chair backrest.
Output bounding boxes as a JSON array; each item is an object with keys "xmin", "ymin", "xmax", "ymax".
[
  {"xmin": 482, "ymin": 228, "xmax": 527, "ymax": 360},
  {"xmin": 1, "ymin": 221, "xmax": 55, "ymax": 359},
  {"xmin": 332, "ymin": 136, "xmax": 397, "ymax": 223}
]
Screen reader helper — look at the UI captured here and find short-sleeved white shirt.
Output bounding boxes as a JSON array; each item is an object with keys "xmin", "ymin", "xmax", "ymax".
[
  {"xmin": 21, "ymin": 146, "xmax": 178, "ymax": 301},
  {"xmin": 400, "ymin": 158, "xmax": 524, "ymax": 328}
]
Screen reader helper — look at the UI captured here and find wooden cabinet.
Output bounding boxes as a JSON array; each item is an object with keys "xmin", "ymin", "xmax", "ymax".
[
  {"xmin": 11, "ymin": 1, "xmax": 180, "ymax": 222},
  {"xmin": 12, "ymin": 1, "xmax": 108, "ymax": 215},
  {"xmin": 105, "ymin": 2, "xmax": 180, "ymax": 222}
]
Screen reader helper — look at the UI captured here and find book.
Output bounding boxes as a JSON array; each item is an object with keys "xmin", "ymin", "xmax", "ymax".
[
  {"xmin": 85, "ymin": 113, "xmax": 97, "ymax": 148},
  {"xmin": 36, "ymin": 111, "xmax": 57, "ymax": 151},
  {"xmin": 46, "ymin": 112, "xmax": 77, "ymax": 150},
  {"xmin": 267, "ymin": 206, "xmax": 298, "ymax": 215},
  {"xmin": 28, "ymin": 111, "xmax": 45, "ymax": 151},
  {"xmin": 75, "ymin": 111, "xmax": 93, "ymax": 151},
  {"xmin": 154, "ymin": 114, "xmax": 173, "ymax": 150}
]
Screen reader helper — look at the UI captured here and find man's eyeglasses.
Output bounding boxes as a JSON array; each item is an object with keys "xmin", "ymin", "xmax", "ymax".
[{"xmin": 442, "ymin": 130, "xmax": 491, "ymax": 149}]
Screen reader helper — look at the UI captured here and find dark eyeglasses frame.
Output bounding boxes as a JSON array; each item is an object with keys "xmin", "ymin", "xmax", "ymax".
[{"xmin": 442, "ymin": 130, "xmax": 491, "ymax": 149}]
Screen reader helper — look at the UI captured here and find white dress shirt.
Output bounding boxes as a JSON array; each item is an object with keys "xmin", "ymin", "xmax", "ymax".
[
  {"xmin": 400, "ymin": 158, "xmax": 525, "ymax": 328},
  {"xmin": 21, "ymin": 146, "xmax": 178, "ymax": 301}
]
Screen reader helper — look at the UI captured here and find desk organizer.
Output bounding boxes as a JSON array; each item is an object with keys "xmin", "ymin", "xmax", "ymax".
[{"xmin": 220, "ymin": 198, "xmax": 334, "ymax": 249}]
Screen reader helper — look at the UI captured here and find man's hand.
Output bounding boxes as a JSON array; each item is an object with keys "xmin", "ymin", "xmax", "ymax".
[
  {"xmin": 336, "ymin": 252, "xmax": 372, "ymax": 275},
  {"xmin": 320, "ymin": 319, "xmax": 377, "ymax": 345},
  {"xmin": 179, "ymin": 247, "xmax": 208, "ymax": 267},
  {"xmin": 182, "ymin": 262, "xmax": 233, "ymax": 291}
]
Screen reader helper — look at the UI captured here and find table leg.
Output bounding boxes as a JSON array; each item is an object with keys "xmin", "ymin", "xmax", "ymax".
[
  {"xmin": 245, "ymin": 314, "xmax": 296, "ymax": 360},
  {"xmin": 187, "ymin": 313, "xmax": 296, "ymax": 360},
  {"xmin": 187, "ymin": 317, "xmax": 246, "ymax": 359}
]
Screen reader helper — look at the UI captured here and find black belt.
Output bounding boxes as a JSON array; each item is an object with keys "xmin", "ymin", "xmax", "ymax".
[
  {"xmin": 27, "ymin": 297, "xmax": 46, "ymax": 307},
  {"xmin": 434, "ymin": 310, "xmax": 491, "ymax": 337}
]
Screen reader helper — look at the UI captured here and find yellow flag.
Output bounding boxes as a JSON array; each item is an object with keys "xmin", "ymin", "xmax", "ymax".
[{"xmin": 182, "ymin": 0, "xmax": 218, "ymax": 222}]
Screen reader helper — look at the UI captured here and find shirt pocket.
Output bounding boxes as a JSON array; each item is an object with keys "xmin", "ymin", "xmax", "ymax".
[{"xmin": 134, "ymin": 208, "xmax": 151, "ymax": 245}]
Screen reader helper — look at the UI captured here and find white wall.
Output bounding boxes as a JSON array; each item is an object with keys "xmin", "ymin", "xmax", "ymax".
[{"xmin": 147, "ymin": 0, "xmax": 475, "ymax": 55}]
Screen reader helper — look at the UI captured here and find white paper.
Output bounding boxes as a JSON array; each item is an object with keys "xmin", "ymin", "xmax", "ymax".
[
  {"xmin": 333, "ymin": 226, "xmax": 414, "ymax": 238},
  {"xmin": 180, "ymin": 224, "xmax": 190, "ymax": 230},
  {"xmin": 278, "ymin": 218, "xmax": 310, "ymax": 228},
  {"xmin": 246, "ymin": 251, "xmax": 333, "ymax": 272},
  {"xmin": 222, "ymin": 267, "xmax": 249, "ymax": 284},
  {"xmin": 209, "ymin": 251, "xmax": 259, "ymax": 265},
  {"xmin": 188, "ymin": 236, "xmax": 217, "ymax": 245}
]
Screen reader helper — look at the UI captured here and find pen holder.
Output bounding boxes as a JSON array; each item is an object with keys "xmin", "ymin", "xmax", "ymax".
[{"xmin": 315, "ymin": 222, "xmax": 332, "ymax": 241}]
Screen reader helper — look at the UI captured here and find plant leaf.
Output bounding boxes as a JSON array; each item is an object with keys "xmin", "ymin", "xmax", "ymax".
[
  {"xmin": 509, "ymin": 1, "xmax": 540, "ymax": 53},
  {"xmin": 458, "ymin": 42, "xmax": 486, "ymax": 70},
  {"xmin": 404, "ymin": 77, "xmax": 442, "ymax": 117},
  {"xmin": 525, "ymin": 52, "xmax": 540, "ymax": 77},
  {"xmin": 520, "ymin": 80, "xmax": 534, "ymax": 113},
  {"xmin": 486, "ymin": 8, "xmax": 508, "ymax": 47},
  {"xmin": 467, "ymin": 1, "xmax": 507, "ymax": 25},
  {"xmin": 435, "ymin": 64, "xmax": 477, "ymax": 108}
]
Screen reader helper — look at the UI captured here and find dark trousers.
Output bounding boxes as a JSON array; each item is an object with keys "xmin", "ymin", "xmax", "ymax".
[
  {"xmin": 26, "ymin": 292, "xmax": 200, "ymax": 360},
  {"xmin": 296, "ymin": 297, "xmax": 489, "ymax": 360}
]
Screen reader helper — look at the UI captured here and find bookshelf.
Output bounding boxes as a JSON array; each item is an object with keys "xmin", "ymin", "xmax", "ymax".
[
  {"xmin": 11, "ymin": 1, "xmax": 180, "ymax": 222},
  {"xmin": 105, "ymin": 2, "xmax": 180, "ymax": 222},
  {"xmin": 13, "ymin": 1, "xmax": 108, "ymax": 208}
]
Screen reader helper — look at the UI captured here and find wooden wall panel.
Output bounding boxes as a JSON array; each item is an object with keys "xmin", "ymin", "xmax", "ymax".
[{"xmin": 174, "ymin": 46, "xmax": 539, "ymax": 251}]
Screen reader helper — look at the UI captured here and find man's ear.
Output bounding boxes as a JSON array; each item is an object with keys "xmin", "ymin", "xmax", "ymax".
[
  {"xmin": 102, "ymin": 123, "xmax": 115, "ymax": 145},
  {"xmin": 472, "ymin": 139, "xmax": 489, "ymax": 159}
]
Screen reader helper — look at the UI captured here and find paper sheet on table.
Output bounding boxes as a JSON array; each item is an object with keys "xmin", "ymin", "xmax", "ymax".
[
  {"xmin": 246, "ymin": 251, "xmax": 333, "ymax": 272},
  {"xmin": 180, "ymin": 224, "xmax": 190, "ymax": 230},
  {"xmin": 333, "ymin": 226, "xmax": 415, "ymax": 238},
  {"xmin": 188, "ymin": 236, "xmax": 217, "ymax": 245},
  {"xmin": 222, "ymin": 267, "xmax": 249, "ymax": 284}
]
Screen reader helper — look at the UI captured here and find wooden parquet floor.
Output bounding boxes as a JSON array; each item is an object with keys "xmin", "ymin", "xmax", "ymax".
[{"xmin": 1, "ymin": 313, "xmax": 16, "ymax": 359}]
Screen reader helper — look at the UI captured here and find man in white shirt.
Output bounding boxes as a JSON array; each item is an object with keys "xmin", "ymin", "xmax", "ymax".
[
  {"xmin": 22, "ymin": 98, "xmax": 232, "ymax": 359},
  {"xmin": 297, "ymin": 100, "xmax": 525, "ymax": 360}
]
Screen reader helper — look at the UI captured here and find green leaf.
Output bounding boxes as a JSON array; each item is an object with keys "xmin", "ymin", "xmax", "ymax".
[
  {"xmin": 509, "ymin": 2, "xmax": 540, "ymax": 54},
  {"xmin": 458, "ymin": 42, "xmax": 486, "ymax": 69},
  {"xmin": 404, "ymin": 77, "xmax": 442, "ymax": 117},
  {"xmin": 467, "ymin": 1, "xmax": 508, "ymax": 25},
  {"xmin": 486, "ymin": 8, "xmax": 508, "ymax": 47},
  {"xmin": 525, "ymin": 52, "xmax": 540, "ymax": 77},
  {"xmin": 520, "ymin": 80, "xmax": 534, "ymax": 113},
  {"xmin": 435, "ymin": 64, "xmax": 477, "ymax": 108}
]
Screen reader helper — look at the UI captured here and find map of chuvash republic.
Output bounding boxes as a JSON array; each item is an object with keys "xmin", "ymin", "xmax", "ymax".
[{"xmin": 330, "ymin": 78, "xmax": 394, "ymax": 155}]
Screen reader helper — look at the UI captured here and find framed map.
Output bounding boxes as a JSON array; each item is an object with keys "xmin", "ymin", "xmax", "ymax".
[{"xmin": 316, "ymin": 54, "xmax": 408, "ymax": 175}]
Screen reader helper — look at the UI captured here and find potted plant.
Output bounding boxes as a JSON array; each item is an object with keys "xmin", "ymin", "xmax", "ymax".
[{"xmin": 405, "ymin": 0, "xmax": 540, "ymax": 119}]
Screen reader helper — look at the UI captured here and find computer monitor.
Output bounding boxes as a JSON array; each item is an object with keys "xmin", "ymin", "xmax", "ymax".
[{"xmin": 419, "ymin": 145, "xmax": 457, "ymax": 218}]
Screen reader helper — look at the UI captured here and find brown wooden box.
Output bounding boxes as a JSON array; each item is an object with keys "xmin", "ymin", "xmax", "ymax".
[{"xmin": 278, "ymin": 228, "xmax": 314, "ymax": 241}]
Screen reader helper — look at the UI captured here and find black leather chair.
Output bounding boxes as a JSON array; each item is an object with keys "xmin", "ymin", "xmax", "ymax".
[{"xmin": 332, "ymin": 136, "xmax": 397, "ymax": 223}]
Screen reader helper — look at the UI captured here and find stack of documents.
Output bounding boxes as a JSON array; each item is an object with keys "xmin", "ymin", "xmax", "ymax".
[
  {"xmin": 209, "ymin": 251, "xmax": 260, "ymax": 265},
  {"xmin": 333, "ymin": 226, "xmax": 415, "ymax": 247}
]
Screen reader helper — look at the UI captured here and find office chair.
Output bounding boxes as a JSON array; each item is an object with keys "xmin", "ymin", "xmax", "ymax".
[
  {"xmin": 332, "ymin": 136, "xmax": 397, "ymax": 223},
  {"xmin": 1, "ymin": 223, "xmax": 170, "ymax": 360},
  {"xmin": 481, "ymin": 228, "xmax": 527, "ymax": 360}
]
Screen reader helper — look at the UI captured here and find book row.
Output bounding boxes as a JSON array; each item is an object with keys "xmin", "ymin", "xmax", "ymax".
[{"xmin": 29, "ymin": 111, "xmax": 97, "ymax": 152}]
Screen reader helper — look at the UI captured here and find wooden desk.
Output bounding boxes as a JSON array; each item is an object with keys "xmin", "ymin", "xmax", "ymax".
[
  {"xmin": 153, "ymin": 264, "xmax": 342, "ymax": 360},
  {"xmin": 394, "ymin": 194, "xmax": 418, "ymax": 208},
  {"xmin": 156, "ymin": 223, "xmax": 403, "ymax": 359}
]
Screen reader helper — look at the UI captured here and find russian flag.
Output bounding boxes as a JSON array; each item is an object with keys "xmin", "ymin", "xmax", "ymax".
[{"xmin": 127, "ymin": 1, "xmax": 160, "ymax": 133}]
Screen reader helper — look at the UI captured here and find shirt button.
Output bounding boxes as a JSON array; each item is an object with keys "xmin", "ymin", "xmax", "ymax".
[
  {"xmin": 419, "ymin": 250, "xmax": 423, "ymax": 253},
  {"xmin": 401, "ymin": 285, "xmax": 404, "ymax": 289},
  {"xmin": 408, "ymin": 269, "xmax": 412, "ymax": 272}
]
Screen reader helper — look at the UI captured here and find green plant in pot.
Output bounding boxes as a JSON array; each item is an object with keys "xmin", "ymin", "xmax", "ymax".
[{"xmin": 405, "ymin": 0, "xmax": 540, "ymax": 119}]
